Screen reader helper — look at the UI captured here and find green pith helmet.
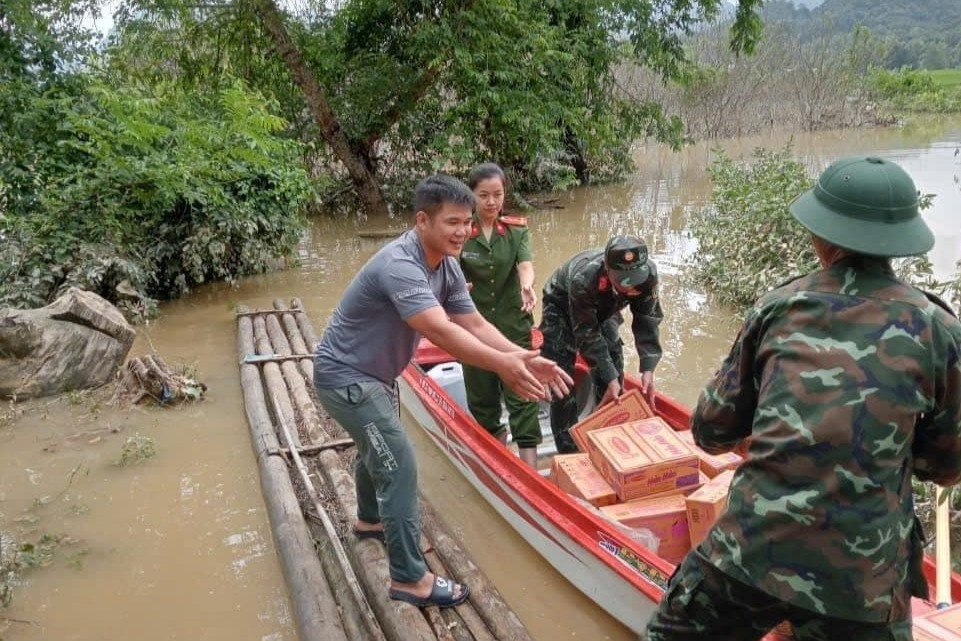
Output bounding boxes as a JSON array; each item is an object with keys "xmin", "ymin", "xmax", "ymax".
[{"xmin": 788, "ymin": 156, "xmax": 934, "ymax": 257}]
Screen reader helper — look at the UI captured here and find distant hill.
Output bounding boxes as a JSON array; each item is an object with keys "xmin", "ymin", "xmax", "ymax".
[{"xmin": 759, "ymin": 0, "xmax": 961, "ymax": 69}]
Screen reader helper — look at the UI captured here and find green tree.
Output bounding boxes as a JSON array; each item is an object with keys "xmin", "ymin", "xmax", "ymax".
[{"xmin": 110, "ymin": 0, "xmax": 767, "ymax": 216}]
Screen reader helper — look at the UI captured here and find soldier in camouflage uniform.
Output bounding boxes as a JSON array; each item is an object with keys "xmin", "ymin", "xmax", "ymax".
[
  {"xmin": 540, "ymin": 235, "xmax": 663, "ymax": 453},
  {"xmin": 645, "ymin": 156, "xmax": 961, "ymax": 641}
]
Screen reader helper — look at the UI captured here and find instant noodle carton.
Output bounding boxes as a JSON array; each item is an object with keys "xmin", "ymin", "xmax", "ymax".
[
  {"xmin": 914, "ymin": 603, "xmax": 961, "ymax": 640},
  {"xmin": 675, "ymin": 429, "xmax": 743, "ymax": 478},
  {"xmin": 599, "ymin": 493, "xmax": 691, "ymax": 564},
  {"xmin": 586, "ymin": 420, "xmax": 700, "ymax": 501},
  {"xmin": 685, "ymin": 469, "xmax": 735, "ymax": 546},
  {"xmin": 549, "ymin": 453, "xmax": 617, "ymax": 507},
  {"xmin": 569, "ymin": 388, "xmax": 653, "ymax": 452}
]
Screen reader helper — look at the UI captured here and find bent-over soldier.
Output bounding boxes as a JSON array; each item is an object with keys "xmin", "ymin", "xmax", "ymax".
[{"xmin": 540, "ymin": 235, "xmax": 663, "ymax": 453}]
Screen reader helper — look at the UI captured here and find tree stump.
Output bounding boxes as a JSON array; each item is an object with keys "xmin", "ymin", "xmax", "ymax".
[{"xmin": 112, "ymin": 355, "xmax": 206, "ymax": 405}]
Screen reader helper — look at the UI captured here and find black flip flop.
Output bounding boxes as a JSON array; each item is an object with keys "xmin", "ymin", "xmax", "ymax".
[
  {"xmin": 388, "ymin": 575, "xmax": 470, "ymax": 608},
  {"xmin": 352, "ymin": 528, "xmax": 386, "ymax": 544}
]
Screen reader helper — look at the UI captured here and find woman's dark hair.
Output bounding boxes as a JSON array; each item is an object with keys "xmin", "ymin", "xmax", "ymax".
[{"xmin": 467, "ymin": 163, "xmax": 508, "ymax": 191}]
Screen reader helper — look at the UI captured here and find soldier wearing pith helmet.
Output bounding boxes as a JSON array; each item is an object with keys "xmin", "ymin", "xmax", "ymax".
[
  {"xmin": 540, "ymin": 234, "xmax": 663, "ymax": 453},
  {"xmin": 645, "ymin": 156, "xmax": 961, "ymax": 640}
]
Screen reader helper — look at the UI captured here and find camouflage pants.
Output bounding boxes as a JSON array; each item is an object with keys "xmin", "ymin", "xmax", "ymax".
[
  {"xmin": 539, "ymin": 296, "xmax": 623, "ymax": 453},
  {"xmin": 644, "ymin": 553, "xmax": 913, "ymax": 641}
]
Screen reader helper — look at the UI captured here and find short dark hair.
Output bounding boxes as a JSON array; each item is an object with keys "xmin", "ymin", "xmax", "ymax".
[
  {"xmin": 414, "ymin": 174, "xmax": 475, "ymax": 217},
  {"xmin": 468, "ymin": 162, "xmax": 507, "ymax": 191}
]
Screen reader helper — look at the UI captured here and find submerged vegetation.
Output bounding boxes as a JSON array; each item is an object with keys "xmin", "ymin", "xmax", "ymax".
[{"xmin": 690, "ymin": 145, "xmax": 961, "ymax": 312}]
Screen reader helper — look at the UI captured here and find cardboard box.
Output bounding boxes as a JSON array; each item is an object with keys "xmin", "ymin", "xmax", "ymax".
[
  {"xmin": 675, "ymin": 429, "xmax": 743, "ymax": 477},
  {"xmin": 600, "ymin": 494, "xmax": 691, "ymax": 564},
  {"xmin": 569, "ymin": 388, "xmax": 653, "ymax": 452},
  {"xmin": 586, "ymin": 421, "xmax": 700, "ymax": 501},
  {"xmin": 685, "ymin": 469, "xmax": 735, "ymax": 547},
  {"xmin": 916, "ymin": 603, "xmax": 961, "ymax": 641},
  {"xmin": 550, "ymin": 453, "xmax": 617, "ymax": 507}
]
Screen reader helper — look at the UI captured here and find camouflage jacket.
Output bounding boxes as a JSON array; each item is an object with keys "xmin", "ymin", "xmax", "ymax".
[
  {"xmin": 541, "ymin": 248, "xmax": 663, "ymax": 385},
  {"xmin": 692, "ymin": 255, "xmax": 961, "ymax": 623}
]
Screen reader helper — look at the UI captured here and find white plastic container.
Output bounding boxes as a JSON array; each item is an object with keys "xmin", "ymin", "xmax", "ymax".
[{"xmin": 426, "ymin": 361, "xmax": 471, "ymax": 414}]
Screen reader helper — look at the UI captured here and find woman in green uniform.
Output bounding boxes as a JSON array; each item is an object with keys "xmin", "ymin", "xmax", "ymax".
[{"xmin": 459, "ymin": 163, "xmax": 541, "ymax": 468}]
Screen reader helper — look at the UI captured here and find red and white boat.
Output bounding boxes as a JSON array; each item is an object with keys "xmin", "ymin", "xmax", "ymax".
[{"xmin": 398, "ymin": 337, "xmax": 961, "ymax": 638}]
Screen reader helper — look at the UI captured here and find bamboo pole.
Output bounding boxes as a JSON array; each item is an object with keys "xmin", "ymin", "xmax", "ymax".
[
  {"xmin": 937, "ymin": 485, "xmax": 952, "ymax": 608},
  {"xmin": 253, "ymin": 316, "xmax": 303, "ymax": 450},
  {"xmin": 420, "ymin": 500, "xmax": 533, "ymax": 641},
  {"xmin": 265, "ymin": 313, "xmax": 324, "ymax": 444},
  {"xmin": 269, "ymin": 392, "xmax": 387, "ymax": 641},
  {"xmin": 236, "ymin": 308, "xmax": 348, "ymax": 641},
  {"xmin": 274, "ymin": 299, "xmax": 314, "ymax": 383},
  {"xmin": 291, "ymin": 297, "xmax": 320, "ymax": 351}
]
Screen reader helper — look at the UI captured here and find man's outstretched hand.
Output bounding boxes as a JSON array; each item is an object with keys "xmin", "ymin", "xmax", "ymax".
[{"xmin": 525, "ymin": 353, "xmax": 573, "ymax": 400}]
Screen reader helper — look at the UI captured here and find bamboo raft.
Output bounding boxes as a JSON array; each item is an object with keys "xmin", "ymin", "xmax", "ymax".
[{"xmin": 235, "ymin": 298, "xmax": 533, "ymax": 641}]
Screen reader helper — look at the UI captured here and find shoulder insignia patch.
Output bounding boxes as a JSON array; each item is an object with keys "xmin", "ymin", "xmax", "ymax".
[
  {"xmin": 598, "ymin": 274, "xmax": 610, "ymax": 292},
  {"xmin": 498, "ymin": 215, "xmax": 527, "ymax": 227}
]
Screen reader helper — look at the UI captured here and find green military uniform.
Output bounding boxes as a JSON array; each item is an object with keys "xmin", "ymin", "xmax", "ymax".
[
  {"xmin": 540, "ymin": 244, "xmax": 663, "ymax": 453},
  {"xmin": 459, "ymin": 216, "xmax": 540, "ymax": 448},
  {"xmin": 646, "ymin": 156, "xmax": 961, "ymax": 641}
]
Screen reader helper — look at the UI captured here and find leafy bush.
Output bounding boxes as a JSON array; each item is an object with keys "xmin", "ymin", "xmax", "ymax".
[
  {"xmin": 691, "ymin": 146, "xmax": 961, "ymax": 313},
  {"xmin": 689, "ymin": 146, "xmax": 817, "ymax": 309},
  {"xmin": 869, "ymin": 67, "xmax": 961, "ymax": 113},
  {"xmin": 0, "ymin": 76, "xmax": 312, "ymax": 320}
]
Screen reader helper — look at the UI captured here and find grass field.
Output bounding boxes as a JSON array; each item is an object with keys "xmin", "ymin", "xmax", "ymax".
[{"xmin": 930, "ymin": 68, "xmax": 961, "ymax": 89}]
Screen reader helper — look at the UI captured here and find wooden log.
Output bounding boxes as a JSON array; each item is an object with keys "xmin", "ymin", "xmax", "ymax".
[
  {"xmin": 270, "ymin": 391, "xmax": 387, "ymax": 641},
  {"xmin": 253, "ymin": 316, "xmax": 303, "ymax": 450},
  {"xmin": 290, "ymin": 298, "xmax": 319, "ymax": 351},
  {"xmin": 273, "ymin": 299, "xmax": 314, "ymax": 385},
  {"xmin": 422, "ymin": 545, "xmax": 496, "ymax": 641},
  {"xmin": 265, "ymin": 314, "xmax": 325, "ymax": 444},
  {"xmin": 421, "ymin": 500, "xmax": 534, "ymax": 641},
  {"xmin": 236, "ymin": 308, "xmax": 348, "ymax": 641},
  {"xmin": 235, "ymin": 309, "xmax": 306, "ymax": 317},
  {"xmin": 266, "ymin": 437, "xmax": 355, "ymax": 458}
]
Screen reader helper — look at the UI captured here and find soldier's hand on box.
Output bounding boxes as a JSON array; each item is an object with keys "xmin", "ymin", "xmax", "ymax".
[
  {"xmin": 599, "ymin": 378, "xmax": 622, "ymax": 407},
  {"xmin": 640, "ymin": 370, "xmax": 656, "ymax": 411}
]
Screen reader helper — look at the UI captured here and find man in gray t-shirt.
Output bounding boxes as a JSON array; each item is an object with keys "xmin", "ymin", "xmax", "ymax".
[{"xmin": 313, "ymin": 175, "xmax": 571, "ymax": 609}]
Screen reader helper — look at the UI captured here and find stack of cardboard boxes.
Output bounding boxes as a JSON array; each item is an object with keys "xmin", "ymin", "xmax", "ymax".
[
  {"xmin": 548, "ymin": 388, "xmax": 743, "ymax": 565},
  {"xmin": 915, "ymin": 602, "xmax": 961, "ymax": 640}
]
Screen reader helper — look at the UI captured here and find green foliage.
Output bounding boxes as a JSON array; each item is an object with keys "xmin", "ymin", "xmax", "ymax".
[
  {"xmin": 762, "ymin": 0, "xmax": 961, "ymax": 70},
  {"xmin": 111, "ymin": 0, "xmax": 766, "ymax": 204},
  {"xmin": 0, "ymin": 75, "xmax": 312, "ymax": 318},
  {"xmin": 929, "ymin": 68, "xmax": 961, "ymax": 89},
  {"xmin": 692, "ymin": 147, "xmax": 961, "ymax": 314},
  {"xmin": 117, "ymin": 433, "xmax": 156, "ymax": 466},
  {"xmin": 689, "ymin": 146, "xmax": 817, "ymax": 309},
  {"xmin": 869, "ymin": 68, "xmax": 961, "ymax": 113}
]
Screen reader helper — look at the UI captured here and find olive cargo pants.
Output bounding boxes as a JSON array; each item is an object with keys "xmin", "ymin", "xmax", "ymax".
[{"xmin": 315, "ymin": 380, "xmax": 426, "ymax": 583}]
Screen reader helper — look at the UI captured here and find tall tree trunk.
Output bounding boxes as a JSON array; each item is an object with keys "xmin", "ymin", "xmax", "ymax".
[{"xmin": 252, "ymin": 0, "xmax": 389, "ymax": 217}]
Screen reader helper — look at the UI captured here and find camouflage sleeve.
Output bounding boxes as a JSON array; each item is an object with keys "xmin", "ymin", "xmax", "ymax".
[
  {"xmin": 569, "ymin": 278, "xmax": 620, "ymax": 386},
  {"xmin": 628, "ymin": 279, "xmax": 663, "ymax": 372},
  {"xmin": 691, "ymin": 306, "xmax": 763, "ymax": 455},
  {"xmin": 912, "ymin": 313, "xmax": 961, "ymax": 486}
]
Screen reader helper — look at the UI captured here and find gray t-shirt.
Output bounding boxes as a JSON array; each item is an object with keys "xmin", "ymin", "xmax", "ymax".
[{"xmin": 314, "ymin": 229, "xmax": 476, "ymax": 387}]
